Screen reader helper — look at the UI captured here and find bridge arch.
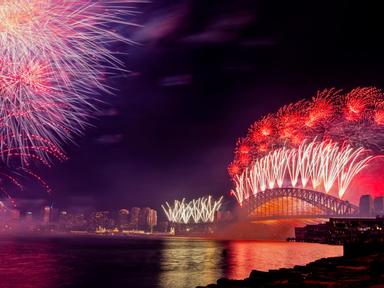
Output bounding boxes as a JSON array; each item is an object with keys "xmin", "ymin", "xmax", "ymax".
[{"xmin": 240, "ymin": 188, "xmax": 358, "ymax": 220}]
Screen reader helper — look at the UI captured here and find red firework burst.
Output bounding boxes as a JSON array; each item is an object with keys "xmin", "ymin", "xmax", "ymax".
[{"xmin": 230, "ymin": 86, "xmax": 384, "ymax": 177}]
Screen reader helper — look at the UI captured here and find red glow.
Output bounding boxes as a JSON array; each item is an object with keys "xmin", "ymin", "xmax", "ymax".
[
  {"xmin": 228, "ymin": 163, "xmax": 240, "ymax": 176},
  {"xmin": 258, "ymin": 143, "xmax": 268, "ymax": 153},
  {"xmin": 374, "ymin": 109, "xmax": 384, "ymax": 125},
  {"xmin": 229, "ymin": 87, "xmax": 384, "ymax": 202},
  {"xmin": 344, "ymin": 157, "xmax": 384, "ymax": 203},
  {"xmin": 343, "ymin": 87, "xmax": 378, "ymax": 121},
  {"xmin": 238, "ymin": 144, "xmax": 250, "ymax": 154},
  {"xmin": 250, "ymin": 116, "xmax": 274, "ymax": 142},
  {"xmin": 306, "ymin": 95, "xmax": 334, "ymax": 127},
  {"xmin": 239, "ymin": 154, "xmax": 249, "ymax": 165}
]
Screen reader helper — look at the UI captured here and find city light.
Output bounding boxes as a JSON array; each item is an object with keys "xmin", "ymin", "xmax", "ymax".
[{"xmin": 162, "ymin": 196, "xmax": 223, "ymax": 224}]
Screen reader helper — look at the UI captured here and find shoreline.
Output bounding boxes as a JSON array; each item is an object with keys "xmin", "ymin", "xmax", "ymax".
[{"xmin": 198, "ymin": 252, "xmax": 384, "ymax": 287}]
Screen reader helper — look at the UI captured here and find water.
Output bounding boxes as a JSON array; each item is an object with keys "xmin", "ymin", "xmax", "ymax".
[{"xmin": 0, "ymin": 236, "xmax": 342, "ymax": 288}]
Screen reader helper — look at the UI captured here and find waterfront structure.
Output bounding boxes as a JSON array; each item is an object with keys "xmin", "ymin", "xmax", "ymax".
[
  {"xmin": 295, "ymin": 224, "xmax": 330, "ymax": 243},
  {"xmin": 295, "ymin": 216, "xmax": 384, "ymax": 245}
]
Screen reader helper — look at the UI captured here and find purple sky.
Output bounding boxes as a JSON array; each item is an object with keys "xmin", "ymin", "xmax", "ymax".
[{"xmin": 17, "ymin": 0, "xmax": 384, "ymax": 211}]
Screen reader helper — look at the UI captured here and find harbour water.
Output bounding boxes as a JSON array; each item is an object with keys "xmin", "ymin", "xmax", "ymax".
[{"xmin": 0, "ymin": 236, "xmax": 342, "ymax": 288}]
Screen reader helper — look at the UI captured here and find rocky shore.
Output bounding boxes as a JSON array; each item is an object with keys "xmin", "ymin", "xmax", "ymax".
[{"xmin": 198, "ymin": 252, "xmax": 384, "ymax": 287}]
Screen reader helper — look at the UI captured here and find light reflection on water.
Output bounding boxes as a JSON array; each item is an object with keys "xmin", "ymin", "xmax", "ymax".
[
  {"xmin": 0, "ymin": 237, "xmax": 343, "ymax": 288},
  {"xmin": 159, "ymin": 239, "xmax": 224, "ymax": 288},
  {"xmin": 224, "ymin": 241, "xmax": 343, "ymax": 279}
]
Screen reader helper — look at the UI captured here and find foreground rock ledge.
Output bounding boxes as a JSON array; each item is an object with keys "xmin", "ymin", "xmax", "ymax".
[{"xmin": 197, "ymin": 253, "xmax": 384, "ymax": 288}]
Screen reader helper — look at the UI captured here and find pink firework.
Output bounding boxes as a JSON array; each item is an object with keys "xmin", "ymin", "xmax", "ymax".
[
  {"xmin": 0, "ymin": 142, "xmax": 64, "ymax": 206},
  {"xmin": 0, "ymin": 0, "xmax": 139, "ymax": 162}
]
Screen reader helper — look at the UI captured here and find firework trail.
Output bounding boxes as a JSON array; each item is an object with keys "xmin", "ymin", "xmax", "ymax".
[
  {"xmin": 231, "ymin": 140, "xmax": 372, "ymax": 205},
  {"xmin": 0, "ymin": 142, "xmax": 63, "ymax": 206},
  {"xmin": 162, "ymin": 196, "xmax": 223, "ymax": 224},
  {"xmin": 0, "ymin": 0, "xmax": 139, "ymax": 161}
]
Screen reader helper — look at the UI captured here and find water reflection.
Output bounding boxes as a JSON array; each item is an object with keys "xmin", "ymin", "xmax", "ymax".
[
  {"xmin": 159, "ymin": 239, "xmax": 224, "ymax": 288},
  {"xmin": 0, "ymin": 238, "xmax": 72, "ymax": 288},
  {"xmin": 0, "ymin": 237, "xmax": 343, "ymax": 288},
  {"xmin": 224, "ymin": 241, "xmax": 343, "ymax": 279}
]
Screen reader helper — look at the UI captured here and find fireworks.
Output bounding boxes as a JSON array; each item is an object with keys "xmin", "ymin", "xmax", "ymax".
[
  {"xmin": 230, "ymin": 87, "xmax": 384, "ymax": 206},
  {"xmin": 230, "ymin": 87, "xmax": 384, "ymax": 176},
  {"xmin": 231, "ymin": 140, "xmax": 373, "ymax": 204},
  {"xmin": 0, "ymin": 142, "xmax": 63, "ymax": 206},
  {"xmin": 0, "ymin": 0, "xmax": 138, "ymax": 161},
  {"xmin": 162, "ymin": 196, "xmax": 223, "ymax": 224}
]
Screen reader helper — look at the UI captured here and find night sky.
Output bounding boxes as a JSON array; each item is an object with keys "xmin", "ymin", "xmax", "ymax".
[{"xmin": 27, "ymin": 1, "xmax": 384, "ymax": 211}]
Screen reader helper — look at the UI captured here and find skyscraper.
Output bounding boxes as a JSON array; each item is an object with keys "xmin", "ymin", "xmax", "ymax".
[
  {"xmin": 118, "ymin": 209, "xmax": 130, "ymax": 230},
  {"xmin": 374, "ymin": 196, "xmax": 384, "ymax": 215},
  {"xmin": 129, "ymin": 207, "xmax": 140, "ymax": 230},
  {"xmin": 359, "ymin": 195, "xmax": 374, "ymax": 217},
  {"xmin": 42, "ymin": 206, "xmax": 51, "ymax": 224}
]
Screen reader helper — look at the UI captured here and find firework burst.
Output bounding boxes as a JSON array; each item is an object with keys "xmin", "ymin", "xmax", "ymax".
[
  {"xmin": 162, "ymin": 196, "xmax": 223, "ymax": 224},
  {"xmin": 231, "ymin": 140, "xmax": 373, "ymax": 205},
  {"xmin": 230, "ymin": 87, "xmax": 384, "ymax": 176},
  {"xmin": 0, "ymin": 0, "xmax": 139, "ymax": 161},
  {"xmin": 229, "ymin": 87, "xmax": 384, "ymax": 205},
  {"xmin": 0, "ymin": 142, "xmax": 65, "ymax": 206}
]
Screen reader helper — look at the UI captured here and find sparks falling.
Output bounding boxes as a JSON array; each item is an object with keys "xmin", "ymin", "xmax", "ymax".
[
  {"xmin": 231, "ymin": 140, "xmax": 373, "ymax": 205},
  {"xmin": 162, "ymin": 196, "xmax": 223, "ymax": 224}
]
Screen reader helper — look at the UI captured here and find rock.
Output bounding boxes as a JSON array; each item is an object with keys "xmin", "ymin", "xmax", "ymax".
[{"xmin": 199, "ymin": 253, "xmax": 384, "ymax": 288}]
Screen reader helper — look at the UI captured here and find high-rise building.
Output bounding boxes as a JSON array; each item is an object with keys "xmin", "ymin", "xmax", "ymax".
[
  {"xmin": 139, "ymin": 207, "xmax": 151, "ymax": 230},
  {"xmin": 90, "ymin": 211, "xmax": 113, "ymax": 230},
  {"xmin": 359, "ymin": 195, "xmax": 374, "ymax": 217},
  {"xmin": 374, "ymin": 196, "xmax": 384, "ymax": 215},
  {"xmin": 138, "ymin": 207, "xmax": 157, "ymax": 232},
  {"xmin": 147, "ymin": 209, "xmax": 157, "ymax": 232},
  {"xmin": 118, "ymin": 209, "xmax": 129, "ymax": 230},
  {"xmin": 129, "ymin": 207, "xmax": 140, "ymax": 230},
  {"xmin": 42, "ymin": 206, "xmax": 51, "ymax": 224}
]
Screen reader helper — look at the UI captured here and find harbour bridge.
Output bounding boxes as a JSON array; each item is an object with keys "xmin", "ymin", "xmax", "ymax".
[{"xmin": 240, "ymin": 188, "xmax": 359, "ymax": 220}]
